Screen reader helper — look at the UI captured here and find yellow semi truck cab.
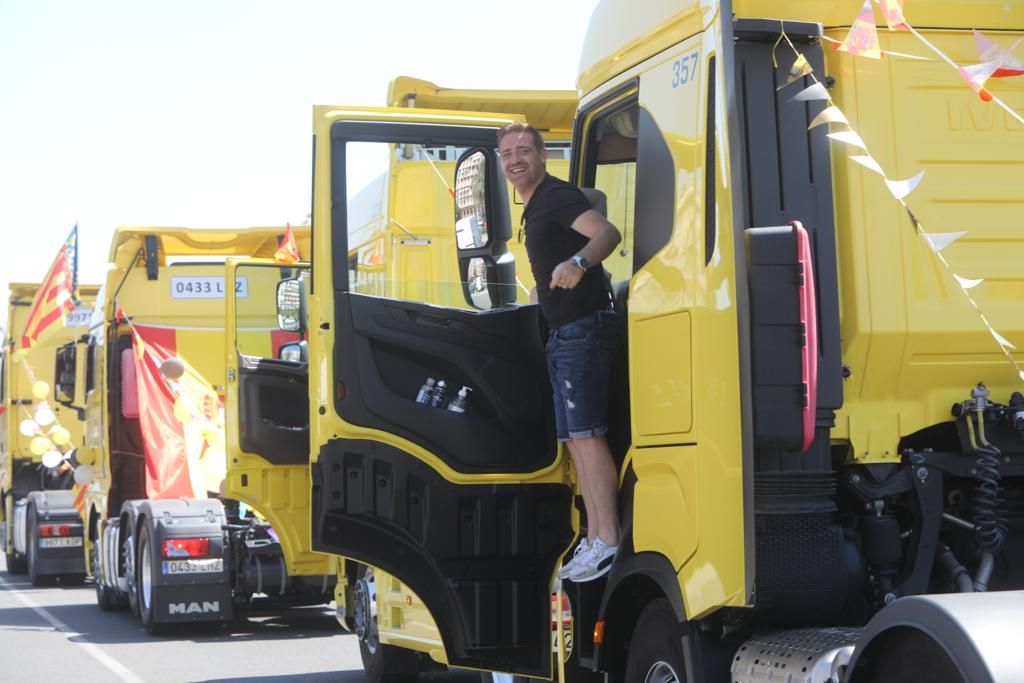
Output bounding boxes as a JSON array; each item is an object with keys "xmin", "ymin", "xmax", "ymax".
[
  {"xmin": 307, "ymin": 4, "xmax": 1024, "ymax": 680},
  {"xmin": 1, "ymin": 283, "xmax": 98, "ymax": 583},
  {"xmin": 60, "ymin": 226, "xmax": 335, "ymax": 634}
]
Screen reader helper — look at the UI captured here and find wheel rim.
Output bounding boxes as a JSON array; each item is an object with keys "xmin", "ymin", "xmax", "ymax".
[
  {"xmin": 140, "ymin": 537, "xmax": 152, "ymax": 610},
  {"xmin": 352, "ymin": 577, "xmax": 379, "ymax": 654},
  {"xmin": 645, "ymin": 661, "xmax": 682, "ymax": 683}
]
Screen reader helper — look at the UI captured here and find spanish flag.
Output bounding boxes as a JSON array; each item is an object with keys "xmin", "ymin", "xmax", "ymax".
[
  {"xmin": 18, "ymin": 225, "xmax": 79, "ymax": 357},
  {"xmin": 274, "ymin": 223, "xmax": 300, "ymax": 264},
  {"xmin": 129, "ymin": 323, "xmax": 226, "ymax": 500}
]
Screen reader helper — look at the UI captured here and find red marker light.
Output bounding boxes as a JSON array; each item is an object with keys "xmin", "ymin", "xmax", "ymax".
[{"xmin": 162, "ymin": 538, "xmax": 210, "ymax": 558}]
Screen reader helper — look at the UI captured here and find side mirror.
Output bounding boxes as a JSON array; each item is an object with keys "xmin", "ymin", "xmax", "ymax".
[
  {"xmin": 276, "ymin": 277, "xmax": 307, "ymax": 332},
  {"xmin": 452, "ymin": 147, "xmax": 514, "ymax": 310},
  {"xmin": 279, "ymin": 341, "xmax": 308, "ymax": 364},
  {"xmin": 54, "ymin": 340, "xmax": 88, "ymax": 413}
]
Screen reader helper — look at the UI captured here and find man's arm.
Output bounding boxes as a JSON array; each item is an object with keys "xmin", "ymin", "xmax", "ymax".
[{"xmin": 549, "ymin": 209, "xmax": 622, "ymax": 290}]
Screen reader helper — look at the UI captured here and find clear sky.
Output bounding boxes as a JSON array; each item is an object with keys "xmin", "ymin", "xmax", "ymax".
[{"xmin": 0, "ymin": 0, "xmax": 598, "ymax": 334}]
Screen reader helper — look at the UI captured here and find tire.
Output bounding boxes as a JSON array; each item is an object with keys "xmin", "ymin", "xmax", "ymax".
[
  {"xmin": 624, "ymin": 598, "xmax": 687, "ymax": 683},
  {"xmin": 124, "ymin": 527, "xmax": 140, "ymax": 617},
  {"xmin": 27, "ymin": 505, "xmax": 54, "ymax": 587},
  {"xmin": 136, "ymin": 524, "xmax": 169, "ymax": 635},
  {"xmin": 5, "ymin": 550, "xmax": 28, "ymax": 575},
  {"xmin": 93, "ymin": 539, "xmax": 124, "ymax": 610}
]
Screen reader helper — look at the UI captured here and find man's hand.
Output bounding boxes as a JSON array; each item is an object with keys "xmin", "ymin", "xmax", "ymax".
[{"xmin": 550, "ymin": 259, "xmax": 585, "ymax": 290}]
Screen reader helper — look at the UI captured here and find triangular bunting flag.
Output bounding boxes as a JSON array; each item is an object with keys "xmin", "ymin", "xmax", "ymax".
[
  {"xmin": 836, "ymin": 0, "xmax": 881, "ymax": 59},
  {"xmin": 923, "ymin": 231, "xmax": 967, "ymax": 253},
  {"xmin": 989, "ymin": 327, "xmax": 1017, "ymax": 350},
  {"xmin": 954, "ymin": 275, "xmax": 984, "ymax": 290},
  {"xmin": 973, "ymin": 31, "xmax": 1024, "ymax": 78},
  {"xmin": 884, "ymin": 170, "xmax": 925, "ymax": 200},
  {"xmin": 880, "ymin": 0, "xmax": 909, "ymax": 31},
  {"xmin": 789, "ymin": 82, "xmax": 830, "ymax": 102},
  {"xmin": 850, "ymin": 155, "xmax": 885, "ymax": 175},
  {"xmin": 809, "ymin": 106, "xmax": 850, "ymax": 129},
  {"xmin": 778, "ymin": 53, "xmax": 814, "ymax": 90},
  {"xmin": 828, "ymin": 130, "xmax": 868, "ymax": 150},
  {"xmin": 958, "ymin": 61, "xmax": 999, "ymax": 102}
]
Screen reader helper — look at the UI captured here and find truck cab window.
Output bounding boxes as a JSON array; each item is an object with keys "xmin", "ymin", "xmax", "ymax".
[{"xmin": 580, "ymin": 101, "xmax": 639, "ymax": 284}]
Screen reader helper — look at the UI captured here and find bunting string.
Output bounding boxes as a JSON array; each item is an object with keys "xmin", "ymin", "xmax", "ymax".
[{"xmin": 776, "ymin": 11, "xmax": 1024, "ymax": 381}]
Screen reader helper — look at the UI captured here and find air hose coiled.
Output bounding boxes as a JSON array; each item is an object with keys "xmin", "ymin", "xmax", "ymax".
[{"xmin": 971, "ymin": 443, "xmax": 1008, "ymax": 555}]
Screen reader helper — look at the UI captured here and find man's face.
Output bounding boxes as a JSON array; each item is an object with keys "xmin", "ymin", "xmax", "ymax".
[{"xmin": 499, "ymin": 131, "xmax": 546, "ymax": 193}]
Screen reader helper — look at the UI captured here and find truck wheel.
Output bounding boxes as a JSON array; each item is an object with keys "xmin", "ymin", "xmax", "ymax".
[
  {"xmin": 624, "ymin": 598, "xmax": 687, "ymax": 683},
  {"xmin": 136, "ymin": 524, "xmax": 169, "ymax": 635},
  {"xmin": 124, "ymin": 528, "xmax": 140, "ymax": 617},
  {"xmin": 5, "ymin": 544, "xmax": 28, "ymax": 574},
  {"xmin": 354, "ymin": 568, "xmax": 421, "ymax": 683},
  {"xmin": 93, "ymin": 539, "xmax": 124, "ymax": 610},
  {"xmin": 27, "ymin": 505, "xmax": 54, "ymax": 587}
]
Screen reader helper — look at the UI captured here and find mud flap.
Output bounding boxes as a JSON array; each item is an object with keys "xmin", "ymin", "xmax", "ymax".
[
  {"xmin": 136, "ymin": 498, "xmax": 232, "ymax": 625},
  {"xmin": 26, "ymin": 491, "xmax": 85, "ymax": 576}
]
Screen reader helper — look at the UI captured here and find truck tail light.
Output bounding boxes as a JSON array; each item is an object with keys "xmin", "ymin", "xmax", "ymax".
[
  {"xmin": 38, "ymin": 524, "xmax": 74, "ymax": 537},
  {"xmin": 162, "ymin": 538, "xmax": 210, "ymax": 558}
]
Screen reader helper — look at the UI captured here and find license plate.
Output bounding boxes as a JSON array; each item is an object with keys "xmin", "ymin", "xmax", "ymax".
[
  {"xmin": 162, "ymin": 558, "xmax": 223, "ymax": 575},
  {"xmin": 170, "ymin": 276, "xmax": 248, "ymax": 299},
  {"xmin": 38, "ymin": 537, "xmax": 83, "ymax": 548}
]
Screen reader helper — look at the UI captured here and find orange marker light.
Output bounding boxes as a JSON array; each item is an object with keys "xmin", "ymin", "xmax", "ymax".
[{"xmin": 593, "ymin": 620, "xmax": 605, "ymax": 644}]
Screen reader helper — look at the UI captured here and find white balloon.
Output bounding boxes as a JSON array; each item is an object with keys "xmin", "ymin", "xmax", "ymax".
[
  {"xmin": 73, "ymin": 464, "xmax": 95, "ymax": 486},
  {"xmin": 35, "ymin": 402, "xmax": 56, "ymax": 427},
  {"xmin": 19, "ymin": 419, "xmax": 39, "ymax": 437},
  {"xmin": 41, "ymin": 450, "xmax": 63, "ymax": 468}
]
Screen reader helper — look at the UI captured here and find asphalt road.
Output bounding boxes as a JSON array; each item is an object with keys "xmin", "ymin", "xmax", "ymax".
[{"xmin": 0, "ymin": 555, "xmax": 481, "ymax": 683}]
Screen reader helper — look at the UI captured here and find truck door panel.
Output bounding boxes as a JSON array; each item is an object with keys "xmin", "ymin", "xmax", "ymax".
[
  {"xmin": 238, "ymin": 357, "xmax": 308, "ymax": 466},
  {"xmin": 314, "ymin": 112, "xmax": 577, "ymax": 677},
  {"xmin": 336, "ymin": 293, "xmax": 555, "ymax": 474}
]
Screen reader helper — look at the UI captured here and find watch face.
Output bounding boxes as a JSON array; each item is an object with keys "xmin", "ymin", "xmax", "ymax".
[{"xmin": 573, "ymin": 255, "xmax": 588, "ymax": 270}]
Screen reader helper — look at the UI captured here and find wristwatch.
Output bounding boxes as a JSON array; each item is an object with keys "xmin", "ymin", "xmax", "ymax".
[{"xmin": 570, "ymin": 255, "xmax": 589, "ymax": 272}]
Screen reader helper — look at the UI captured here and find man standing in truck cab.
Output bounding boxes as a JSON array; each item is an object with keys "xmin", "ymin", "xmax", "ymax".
[{"xmin": 497, "ymin": 122, "xmax": 623, "ymax": 582}]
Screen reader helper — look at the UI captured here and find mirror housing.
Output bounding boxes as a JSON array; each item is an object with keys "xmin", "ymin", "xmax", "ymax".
[
  {"xmin": 452, "ymin": 146, "xmax": 514, "ymax": 309},
  {"xmin": 54, "ymin": 339, "xmax": 88, "ymax": 416},
  {"xmin": 276, "ymin": 276, "xmax": 307, "ymax": 332}
]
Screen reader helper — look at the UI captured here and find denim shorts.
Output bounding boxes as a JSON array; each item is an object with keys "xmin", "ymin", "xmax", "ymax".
[{"xmin": 545, "ymin": 310, "xmax": 624, "ymax": 442}]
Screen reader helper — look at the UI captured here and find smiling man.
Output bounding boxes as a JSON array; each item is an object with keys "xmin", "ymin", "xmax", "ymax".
[{"xmin": 497, "ymin": 122, "xmax": 624, "ymax": 583}]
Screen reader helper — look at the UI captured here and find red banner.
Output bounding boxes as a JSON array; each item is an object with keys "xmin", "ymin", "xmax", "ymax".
[{"xmin": 130, "ymin": 325, "xmax": 225, "ymax": 499}]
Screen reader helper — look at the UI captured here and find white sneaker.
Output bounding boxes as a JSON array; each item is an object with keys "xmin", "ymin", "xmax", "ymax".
[
  {"xmin": 567, "ymin": 538, "xmax": 617, "ymax": 583},
  {"xmin": 556, "ymin": 538, "xmax": 591, "ymax": 580}
]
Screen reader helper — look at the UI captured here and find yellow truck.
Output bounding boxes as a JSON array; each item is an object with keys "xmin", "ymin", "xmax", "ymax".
[
  {"xmin": 55, "ymin": 226, "xmax": 335, "ymax": 634},
  {"xmin": 1, "ymin": 283, "xmax": 98, "ymax": 584},
  {"xmin": 292, "ymin": 77, "xmax": 585, "ymax": 680},
  {"xmin": 297, "ymin": 1, "xmax": 1024, "ymax": 681}
]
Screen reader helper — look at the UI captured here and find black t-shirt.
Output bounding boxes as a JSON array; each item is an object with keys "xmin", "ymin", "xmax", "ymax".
[{"xmin": 524, "ymin": 174, "xmax": 610, "ymax": 328}]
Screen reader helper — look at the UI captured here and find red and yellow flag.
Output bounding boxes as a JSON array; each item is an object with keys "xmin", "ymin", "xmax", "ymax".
[
  {"xmin": 130, "ymin": 324, "xmax": 226, "ymax": 499},
  {"xmin": 274, "ymin": 223, "xmax": 300, "ymax": 264},
  {"xmin": 18, "ymin": 225, "xmax": 78, "ymax": 356}
]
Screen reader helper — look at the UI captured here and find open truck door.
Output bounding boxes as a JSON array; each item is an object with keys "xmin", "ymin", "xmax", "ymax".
[
  {"xmin": 308, "ymin": 107, "xmax": 573, "ymax": 678},
  {"xmin": 222, "ymin": 258, "xmax": 334, "ymax": 577}
]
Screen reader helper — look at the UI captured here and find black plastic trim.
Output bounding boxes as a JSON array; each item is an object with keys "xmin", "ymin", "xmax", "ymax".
[
  {"xmin": 721, "ymin": 0, "xmax": 757, "ymax": 606},
  {"xmin": 631, "ymin": 108, "xmax": 677, "ymax": 274},
  {"xmin": 312, "ymin": 438, "xmax": 573, "ymax": 677}
]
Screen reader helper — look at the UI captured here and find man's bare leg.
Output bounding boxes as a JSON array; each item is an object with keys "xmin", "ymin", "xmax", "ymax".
[{"xmin": 567, "ymin": 435, "xmax": 619, "ymax": 546}]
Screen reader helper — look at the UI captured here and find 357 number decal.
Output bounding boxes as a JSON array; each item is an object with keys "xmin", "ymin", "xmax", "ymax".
[{"xmin": 672, "ymin": 52, "xmax": 700, "ymax": 88}]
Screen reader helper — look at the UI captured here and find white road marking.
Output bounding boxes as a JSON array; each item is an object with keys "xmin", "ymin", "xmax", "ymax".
[{"xmin": 0, "ymin": 573, "xmax": 145, "ymax": 683}]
